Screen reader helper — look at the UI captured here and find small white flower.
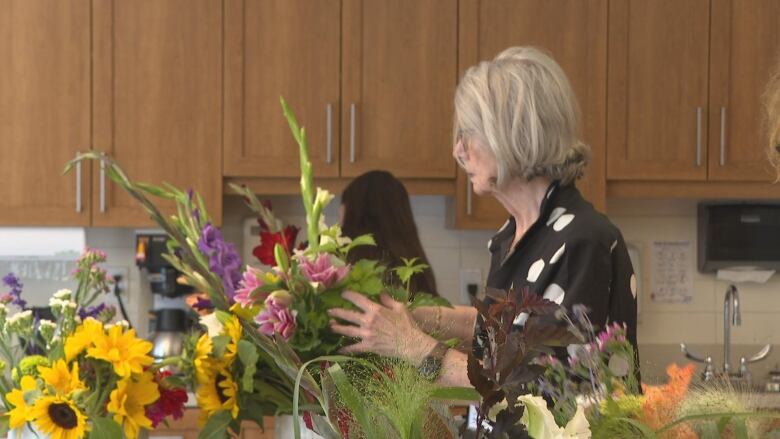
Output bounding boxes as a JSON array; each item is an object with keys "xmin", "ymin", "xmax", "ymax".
[
  {"xmin": 7, "ymin": 310, "xmax": 32, "ymax": 324},
  {"xmin": 104, "ymin": 323, "xmax": 114, "ymax": 330},
  {"xmin": 115, "ymin": 320, "xmax": 130, "ymax": 329},
  {"xmin": 64, "ymin": 301, "xmax": 78, "ymax": 309},
  {"xmin": 53, "ymin": 289, "xmax": 72, "ymax": 300},
  {"xmin": 39, "ymin": 319, "xmax": 57, "ymax": 329}
]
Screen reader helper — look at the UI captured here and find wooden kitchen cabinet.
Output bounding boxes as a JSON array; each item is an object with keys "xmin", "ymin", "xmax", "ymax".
[
  {"xmin": 0, "ymin": 0, "xmax": 92, "ymax": 226},
  {"xmin": 92, "ymin": 0, "xmax": 223, "ymax": 227},
  {"xmin": 223, "ymin": 0, "xmax": 458, "ymax": 180},
  {"xmin": 708, "ymin": 0, "xmax": 780, "ymax": 182},
  {"xmin": 606, "ymin": 0, "xmax": 711, "ymax": 182},
  {"xmin": 453, "ymin": 0, "xmax": 608, "ymax": 229},
  {"xmin": 223, "ymin": 0, "xmax": 341, "ymax": 178}
]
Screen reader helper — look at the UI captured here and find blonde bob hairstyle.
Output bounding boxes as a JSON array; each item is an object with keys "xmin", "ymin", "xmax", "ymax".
[{"xmin": 454, "ymin": 47, "xmax": 590, "ymax": 187}]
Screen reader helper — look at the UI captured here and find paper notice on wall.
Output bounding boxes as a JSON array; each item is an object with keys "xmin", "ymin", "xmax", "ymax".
[{"xmin": 651, "ymin": 241, "xmax": 693, "ymax": 303}]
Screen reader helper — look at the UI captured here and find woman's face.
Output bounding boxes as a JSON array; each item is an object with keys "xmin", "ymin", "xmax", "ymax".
[{"xmin": 453, "ymin": 133, "xmax": 498, "ymax": 196}]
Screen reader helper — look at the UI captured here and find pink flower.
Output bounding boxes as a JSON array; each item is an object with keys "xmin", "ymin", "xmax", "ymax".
[
  {"xmin": 255, "ymin": 291, "xmax": 295, "ymax": 340},
  {"xmin": 299, "ymin": 253, "xmax": 350, "ymax": 289},
  {"xmin": 234, "ymin": 266, "xmax": 266, "ymax": 307}
]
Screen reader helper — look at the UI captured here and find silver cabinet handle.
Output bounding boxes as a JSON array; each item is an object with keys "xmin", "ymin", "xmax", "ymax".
[
  {"xmin": 326, "ymin": 104, "xmax": 333, "ymax": 164},
  {"xmin": 75, "ymin": 158, "xmax": 82, "ymax": 213},
  {"xmin": 349, "ymin": 103, "xmax": 356, "ymax": 163},
  {"xmin": 466, "ymin": 179, "xmax": 473, "ymax": 216},
  {"xmin": 720, "ymin": 107, "xmax": 726, "ymax": 167},
  {"xmin": 99, "ymin": 158, "xmax": 106, "ymax": 213},
  {"xmin": 696, "ymin": 107, "xmax": 702, "ymax": 167}
]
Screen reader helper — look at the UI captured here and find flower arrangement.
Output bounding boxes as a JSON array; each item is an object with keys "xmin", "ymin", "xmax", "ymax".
[
  {"xmin": 63, "ymin": 98, "xmax": 455, "ymax": 439},
  {"xmin": 0, "ymin": 249, "xmax": 187, "ymax": 439},
  {"xmin": 467, "ymin": 286, "xmax": 780, "ymax": 439}
]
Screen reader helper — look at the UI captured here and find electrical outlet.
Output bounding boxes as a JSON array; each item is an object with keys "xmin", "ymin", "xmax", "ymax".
[
  {"xmin": 104, "ymin": 265, "xmax": 130, "ymax": 296},
  {"xmin": 459, "ymin": 268, "xmax": 482, "ymax": 305}
]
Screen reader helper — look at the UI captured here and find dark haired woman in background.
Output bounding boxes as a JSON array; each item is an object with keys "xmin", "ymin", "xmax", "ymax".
[{"xmin": 340, "ymin": 170, "xmax": 438, "ymax": 299}]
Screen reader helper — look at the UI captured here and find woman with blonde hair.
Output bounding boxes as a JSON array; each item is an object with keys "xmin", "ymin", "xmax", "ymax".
[{"xmin": 329, "ymin": 47, "xmax": 639, "ymax": 387}]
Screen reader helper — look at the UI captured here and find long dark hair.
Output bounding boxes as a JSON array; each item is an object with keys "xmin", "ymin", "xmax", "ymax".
[{"xmin": 341, "ymin": 170, "xmax": 438, "ymax": 298}]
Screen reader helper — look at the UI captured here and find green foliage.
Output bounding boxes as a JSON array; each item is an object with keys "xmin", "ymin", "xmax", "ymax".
[
  {"xmin": 89, "ymin": 417, "xmax": 124, "ymax": 439},
  {"xmin": 237, "ymin": 340, "xmax": 260, "ymax": 392},
  {"xmin": 345, "ymin": 259, "xmax": 386, "ymax": 296},
  {"xmin": 199, "ymin": 410, "xmax": 233, "ymax": 439}
]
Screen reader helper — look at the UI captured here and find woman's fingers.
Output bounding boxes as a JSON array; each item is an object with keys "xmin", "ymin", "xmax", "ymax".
[
  {"xmin": 379, "ymin": 292, "xmax": 404, "ymax": 311},
  {"xmin": 342, "ymin": 290, "xmax": 378, "ymax": 312},
  {"xmin": 339, "ymin": 342, "xmax": 370, "ymax": 355},
  {"xmin": 328, "ymin": 308, "xmax": 365, "ymax": 325},
  {"xmin": 330, "ymin": 323, "xmax": 368, "ymax": 340}
]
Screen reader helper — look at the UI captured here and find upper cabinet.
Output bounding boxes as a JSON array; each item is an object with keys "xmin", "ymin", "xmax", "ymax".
[
  {"xmin": 0, "ymin": 1, "xmax": 92, "ymax": 226},
  {"xmin": 607, "ymin": 0, "xmax": 711, "ymax": 181},
  {"xmin": 708, "ymin": 0, "xmax": 780, "ymax": 181},
  {"xmin": 223, "ymin": 0, "xmax": 458, "ymax": 180},
  {"xmin": 607, "ymin": 0, "xmax": 780, "ymax": 184},
  {"xmin": 453, "ymin": 0, "xmax": 608, "ymax": 229},
  {"xmin": 92, "ymin": 0, "xmax": 223, "ymax": 227},
  {"xmin": 223, "ymin": 0, "xmax": 341, "ymax": 178}
]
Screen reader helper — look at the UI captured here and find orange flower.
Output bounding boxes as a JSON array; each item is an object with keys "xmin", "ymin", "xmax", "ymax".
[{"xmin": 639, "ymin": 363, "xmax": 697, "ymax": 438}]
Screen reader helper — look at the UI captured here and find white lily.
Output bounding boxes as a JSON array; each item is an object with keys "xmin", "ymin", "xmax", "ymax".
[
  {"xmin": 199, "ymin": 312, "xmax": 224, "ymax": 338},
  {"xmin": 518, "ymin": 394, "xmax": 591, "ymax": 439}
]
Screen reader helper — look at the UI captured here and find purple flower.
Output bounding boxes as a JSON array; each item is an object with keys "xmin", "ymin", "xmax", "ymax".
[
  {"xmin": 78, "ymin": 303, "xmax": 116, "ymax": 321},
  {"xmin": 234, "ymin": 266, "xmax": 267, "ymax": 307},
  {"xmin": 2, "ymin": 273, "xmax": 25, "ymax": 308},
  {"xmin": 198, "ymin": 223, "xmax": 243, "ymax": 301},
  {"xmin": 255, "ymin": 291, "xmax": 295, "ymax": 340},
  {"xmin": 299, "ymin": 253, "xmax": 350, "ymax": 289},
  {"xmin": 193, "ymin": 296, "xmax": 213, "ymax": 312}
]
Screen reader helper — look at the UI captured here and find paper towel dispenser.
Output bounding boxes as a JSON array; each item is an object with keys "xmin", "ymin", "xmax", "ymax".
[{"xmin": 698, "ymin": 203, "xmax": 780, "ymax": 272}]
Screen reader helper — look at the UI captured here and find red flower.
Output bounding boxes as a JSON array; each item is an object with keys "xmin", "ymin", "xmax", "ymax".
[
  {"xmin": 145, "ymin": 371, "xmax": 188, "ymax": 427},
  {"xmin": 252, "ymin": 225, "xmax": 300, "ymax": 266}
]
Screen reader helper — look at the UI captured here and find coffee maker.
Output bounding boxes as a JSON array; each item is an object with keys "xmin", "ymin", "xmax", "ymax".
[{"xmin": 136, "ymin": 233, "xmax": 195, "ymax": 360}]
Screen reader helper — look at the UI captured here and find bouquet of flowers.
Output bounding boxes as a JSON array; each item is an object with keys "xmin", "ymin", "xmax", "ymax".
[
  {"xmin": 467, "ymin": 287, "xmax": 780, "ymax": 439},
  {"xmin": 63, "ymin": 98, "xmax": 455, "ymax": 439},
  {"xmin": 0, "ymin": 249, "xmax": 187, "ymax": 439}
]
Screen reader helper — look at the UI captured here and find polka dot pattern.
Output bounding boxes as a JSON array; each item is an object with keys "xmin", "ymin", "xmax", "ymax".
[{"xmin": 527, "ymin": 259, "xmax": 545, "ymax": 282}]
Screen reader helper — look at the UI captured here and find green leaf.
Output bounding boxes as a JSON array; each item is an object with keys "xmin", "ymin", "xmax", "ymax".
[
  {"xmin": 393, "ymin": 257, "xmax": 427, "ymax": 284},
  {"xmin": 210, "ymin": 335, "xmax": 231, "ymax": 358},
  {"xmin": 198, "ymin": 411, "xmax": 232, "ymax": 439},
  {"xmin": 408, "ymin": 292, "xmax": 452, "ymax": 310},
  {"xmin": 237, "ymin": 340, "xmax": 260, "ymax": 392},
  {"xmin": 0, "ymin": 415, "xmax": 8, "ymax": 438},
  {"xmin": 89, "ymin": 417, "xmax": 123, "ymax": 439},
  {"xmin": 429, "ymin": 386, "xmax": 481, "ymax": 401},
  {"xmin": 342, "ymin": 234, "xmax": 376, "ymax": 254},
  {"xmin": 134, "ymin": 182, "xmax": 176, "ymax": 199},
  {"xmin": 345, "ymin": 259, "xmax": 385, "ymax": 296}
]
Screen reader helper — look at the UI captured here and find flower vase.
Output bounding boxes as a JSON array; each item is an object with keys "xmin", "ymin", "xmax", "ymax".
[{"xmin": 273, "ymin": 415, "xmax": 325, "ymax": 439}]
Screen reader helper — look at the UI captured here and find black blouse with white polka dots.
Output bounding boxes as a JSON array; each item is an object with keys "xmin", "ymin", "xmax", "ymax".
[{"xmin": 473, "ymin": 182, "xmax": 639, "ymax": 365}]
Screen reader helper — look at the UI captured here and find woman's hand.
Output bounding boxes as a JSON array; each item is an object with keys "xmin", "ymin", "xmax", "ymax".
[{"xmin": 328, "ymin": 291, "xmax": 437, "ymax": 365}]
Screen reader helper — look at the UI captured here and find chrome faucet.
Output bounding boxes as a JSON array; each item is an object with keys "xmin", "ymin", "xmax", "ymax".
[{"xmin": 723, "ymin": 284, "xmax": 741, "ymax": 374}]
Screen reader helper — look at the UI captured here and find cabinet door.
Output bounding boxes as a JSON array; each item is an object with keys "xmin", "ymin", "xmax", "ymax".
[
  {"xmin": 341, "ymin": 0, "xmax": 458, "ymax": 178},
  {"xmin": 607, "ymin": 0, "xmax": 710, "ymax": 181},
  {"xmin": 223, "ymin": 0, "xmax": 341, "ymax": 178},
  {"xmin": 454, "ymin": 0, "xmax": 608, "ymax": 229},
  {"xmin": 708, "ymin": 0, "xmax": 780, "ymax": 181},
  {"xmin": 0, "ymin": 1, "xmax": 91, "ymax": 226},
  {"xmin": 92, "ymin": 0, "xmax": 222, "ymax": 227}
]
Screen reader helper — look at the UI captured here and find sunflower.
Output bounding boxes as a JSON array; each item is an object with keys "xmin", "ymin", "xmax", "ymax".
[
  {"xmin": 194, "ymin": 333, "xmax": 216, "ymax": 384},
  {"xmin": 86, "ymin": 325, "xmax": 154, "ymax": 378},
  {"xmin": 38, "ymin": 360, "xmax": 85, "ymax": 396},
  {"xmin": 6, "ymin": 375, "xmax": 39, "ymax": 429},
  {"xmin": 107, "ymin": 373, "xmax": 160, "ymax": 439},
  {"xmin": 64, "ymin": 318, "xmax": 104, "ymax": 361},
  {"xmin": 32, "ymin": 395, "xmax": 89, "ymax": 439},
  {"xmin": 223, "ymin": 314, "xmax": 242, "ymax": 363},
  {"xmin": 196, "ymin": 366, "xmax": 239, "ymax": 426}
]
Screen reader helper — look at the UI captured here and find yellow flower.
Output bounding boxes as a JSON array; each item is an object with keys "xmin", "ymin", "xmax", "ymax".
[
  {"xmin": 64, "ymin": 318, "xmax": 104, "ymax": 361},
  {"xmin": 194, "ymin": 333, "xmax": 216, "ymax": 384},
  {"xmin": 6, "ymin": 375, "xmax": 38, "ymax": 429},
  {"xmin": 32, "ymin": 395, "xmax": 89, "ymax": 439},
  {"xmin": 196, "ymin": 366, "xmax": 239, "ymax": 426},
  {"xmin": 107, "ymin": 373, "xmax": 160, "ymax": 439},
  {"xmin": 223, "ymin": 315, "xmax": 242, "ymax": 363},
  {"xmin": 229, "ymin": 302, "xmax": 261, "ymax": 321},
  {"xmin": 87, "ymin": 325, "xmax": 154, "ymax": 378},
  {"xmin": 38, "ymin": 360, "xmax": 85, "ymax": 396}
]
